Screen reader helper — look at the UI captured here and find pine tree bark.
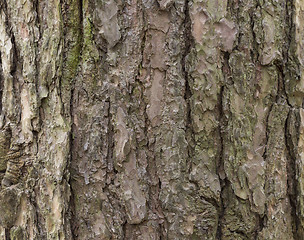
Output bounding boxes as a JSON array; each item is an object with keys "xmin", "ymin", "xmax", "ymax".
[{"xmin": 0, "ymin": 0, "xmax": 303, "ymax": 239}]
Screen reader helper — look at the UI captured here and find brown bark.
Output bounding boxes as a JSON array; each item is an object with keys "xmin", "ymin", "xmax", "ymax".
[{"xmin": 0, "ymin": 0, "xmax": 304, "ymax": 239}]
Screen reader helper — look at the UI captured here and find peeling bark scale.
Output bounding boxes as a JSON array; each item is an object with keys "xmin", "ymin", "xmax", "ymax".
[{"xmin": 0, "ymin": 0, "xmax": 304, "ymax": 239}]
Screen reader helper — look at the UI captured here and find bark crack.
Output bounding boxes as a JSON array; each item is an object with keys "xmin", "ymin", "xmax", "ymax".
[
  {"xmin": 249, "ymin": 2, "xmax": 261, "ymax": 63},
  {"xmin": 105, "ymin": 98, "xmax": 114, "ymax": 174},
  {"xmin": 0, "ymin": 53, "xmax": 4, "ymax": 115},
  {"xmin": 68, "ymin": 0, "xmax": 84, "ymax": 237},
  {"xmin": 282, "ymin": 2, "xmax": 299, "ymax": 236},
  {"xmin": 284, "ymin": 0, "xmax": 295, "ymax": 107},
  {"xmin": 181, "ymin": 0, "xmax": 194, "ymax": 177},
  {"xmin": 217, "ymin": 51, "xmax": 231, "ymax": 240},
  {"xmin": 285, "ymin": 110, "xmax": 299, "ymax": 239}
]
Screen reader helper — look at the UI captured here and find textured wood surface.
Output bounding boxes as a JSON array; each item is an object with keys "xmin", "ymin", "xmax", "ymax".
[{"xmin": 0, "ymin": 0, "xmax": 304, "ymax": 239}]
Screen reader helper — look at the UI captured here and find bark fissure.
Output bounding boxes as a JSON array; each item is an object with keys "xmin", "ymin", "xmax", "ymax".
[
  {"xmin": 4, "ymin": 228, "xmax": 9, "ymax": 240},
  {"xmin": 283, "ymin": 1, "xmax": 300, "ymax": 237},
  {"xmin": 249, "ymin": 4, "xmax": 260, "ymax": 63},
  {"xmin": 217, "ymin": 46, "xmax": 234, "ymax": 239},
  {"xmin": 66, "ymin": 0, "xmax": 84, "ymax": 237},
  {"xmin": 276, "ymin": 63, "xmax": 292, "ymax": 107},
  {"xmin": 69, "ymin": 83, "xmax": 76, "ymax": 239},
  {"xmin": 217, "ymin": 83, "xmax": 226, "ymax": 240},
  {"xmin": 105, "ymin": 98, "xmax": 114, "ymax": 174},
  {"xmin": 181, "ymin": 0, "xmax": 194, "ymax": 175},
  {"xmin": 285, "ymin": 110, "xmax": 299, "ymax": 239},
  {"xmin": 0, "ymin": 54, "xmax": 3, "ymax": 115}
]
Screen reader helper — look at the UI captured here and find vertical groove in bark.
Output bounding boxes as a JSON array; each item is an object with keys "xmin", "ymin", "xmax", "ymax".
[
  {"xmin": 0, "ymin": 54, "xmax": 3, "ymax": 115},
  {"xmin": 283, "ymin": 0, "xmax": 304, "ymax": 238},
  {"xmin": 182, "ymin": 0, "xmax": 193, "ymax": 176},
  {"xmin": 217, "ymin": 51, "xmax": 230, "ymax": 240},
  {"xmin": 285, "ymin": 110, "xmax": 299, "ymax": 239},
  {"xmin": 62, "ymin": 0, "xmax": 83, "ymax": 237}
]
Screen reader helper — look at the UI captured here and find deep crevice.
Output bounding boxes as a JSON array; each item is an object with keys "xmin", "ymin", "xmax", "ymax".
[
  {"xmin": 275, "ymin": 62, "xmax": 292, "ymax": 107},
  {"xmin": 105, "ymin": 98, "xmax": 114, "ymax": 173},
  {"xmin": 283, "ymin": 0, "xmax": 295, "ymax": 108},
  {"xmin": 285, "ymin": 110, "xmax": 299, "ymax": 239},
  {"xmin": 217, "ymin": 51, "xmax": 230, "ymax": 239},
  {"xmin": 249, "ymin": 3, "xmax": 260, "ymax": 63},
  {"xmin": 0, "ymin": 53, "xmax": 4, "ymax": 114},
  {"xmin": 5, "ymin": 228, "xmax": 10, "ymax": 240},
  {"xmin": 181, "ymin": 0, "xmax": 194, "ymax": 178},
  {"xmin": 67, "ymin": 0, "xmax": 84, "ymax": 238},
  {"xmin": 69, "ymin": 83, "xmax": 77, "ymax": 240},
  {"xmin": 283, "ymin": 1, "xmax": 301, "ymax": 237}
]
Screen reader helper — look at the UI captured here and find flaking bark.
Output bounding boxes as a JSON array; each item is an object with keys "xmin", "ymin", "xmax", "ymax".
[{"xmin": 0, "ymin": 0, "xmax": 304, "ymax": 239}]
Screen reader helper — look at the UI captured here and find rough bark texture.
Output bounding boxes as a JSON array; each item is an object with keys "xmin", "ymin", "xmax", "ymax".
[{"xmin": 0, "ymin": 0, "xmax": 304, "ymax": 239}]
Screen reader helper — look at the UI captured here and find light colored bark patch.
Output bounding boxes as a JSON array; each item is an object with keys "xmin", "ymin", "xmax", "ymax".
[
  {"xmin": 114, "ymin": 107, "xmax": 131, "ymax": 167},
  {"xmin": 20, "ymin": 87, "xmax": 33, "ymax": 142},
  {"xmin": 122, "ymin": 152, "xmax": 147, "ymax": 224},
  {"xmin": 191, "ymin": 7, "xmax": 208, "ymax": 44},
  {"xmin": 147, "ymin": 70, "xmax": 164, "ymax": 126},
  {"xmin": 215, "ymin": 18, "xmax": 237, "ymax": 52},
  {"xmin": 94, "ymin": 0, "xmax": 121, "ymax": 48}
]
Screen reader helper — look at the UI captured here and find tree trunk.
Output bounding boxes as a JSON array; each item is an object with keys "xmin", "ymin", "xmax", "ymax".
[{"xmin": 0, "ymin": 0, "xmax": 303, "ymax": 239}]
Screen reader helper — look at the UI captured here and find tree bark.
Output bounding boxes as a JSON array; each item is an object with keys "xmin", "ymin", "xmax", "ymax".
[{"xmin": 0, "ymin": 0, "xmax": 303, "ymax": 239}]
